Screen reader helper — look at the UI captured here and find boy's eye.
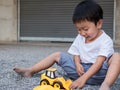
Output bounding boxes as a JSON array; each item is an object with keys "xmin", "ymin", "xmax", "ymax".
[
  {"xmin": 77, "ymin": 27, "xmax": 88, "ymax": 31},
  {"xmin": 83, "ymin": 28, "xmax": 88, "ymax": 31}
]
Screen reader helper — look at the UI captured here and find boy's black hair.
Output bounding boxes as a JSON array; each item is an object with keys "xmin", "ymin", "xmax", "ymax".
[{"xmin": 72, "ymin": 0, "xmax": 103, "ymax": 25}]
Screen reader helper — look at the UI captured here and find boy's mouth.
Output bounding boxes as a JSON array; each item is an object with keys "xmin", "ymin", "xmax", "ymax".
[{"xmin": 85, "ymin": 35, "xmax": 95, "ymax": 40}]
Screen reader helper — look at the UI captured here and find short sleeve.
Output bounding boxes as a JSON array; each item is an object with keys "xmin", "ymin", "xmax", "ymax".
[
  {"xmin": 98, "ymin": 38, "xmax": 114, "ymax": 57},
  {"xmin": 68, "ymin": 35, "xmax": 80, "ymax": 55}
]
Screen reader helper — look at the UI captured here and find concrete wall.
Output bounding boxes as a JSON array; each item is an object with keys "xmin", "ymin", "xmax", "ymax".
[
  {"xmin": 0, "ymin": 0, "xmax": 120, "ymax": 45},
  {"xmin": 115, "ymin": 0, "xmax": 120, "ymax": 46},
  {"xmin": 0, "ymin": 0, "xmax": 17, "ymax": 42}
]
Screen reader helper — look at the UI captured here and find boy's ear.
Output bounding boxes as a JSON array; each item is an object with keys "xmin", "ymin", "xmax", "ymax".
[{"xmin": 97, "ymin": 19, "xmax": 103, "ymax": 29}]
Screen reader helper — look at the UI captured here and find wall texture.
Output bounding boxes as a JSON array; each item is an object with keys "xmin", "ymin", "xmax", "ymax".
[
  {"xmin": 115, "ymin": 0, "xmax": 120, "ymax": 46},
  {"xmin": 0, "ymin": 0, "xmax": 17, "ymax": 42}
]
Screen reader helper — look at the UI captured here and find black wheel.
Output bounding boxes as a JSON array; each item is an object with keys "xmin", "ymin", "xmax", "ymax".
[
  {"xmin": 53, "ymin": 81, "xmax": 64, "ymax": 89},
  {"xmin": 40, "ymin": 79, "xmax": 50, "ymax": 85}
]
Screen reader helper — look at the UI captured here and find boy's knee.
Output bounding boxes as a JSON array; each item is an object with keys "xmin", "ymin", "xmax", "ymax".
[
  {"xmin": 53, "ymin": 52, "xmax": 61, "ymax": 62},
  {"xmin": 111, "ymin": 52, "xmax": 120, "ymax": 64},
  {"xmin": 113, "ymin": 52, "xmax": 120, "ymax": 59},
  {"xmin": 108, "ymin": 52, "xmax": 120, "ymax": 65}
]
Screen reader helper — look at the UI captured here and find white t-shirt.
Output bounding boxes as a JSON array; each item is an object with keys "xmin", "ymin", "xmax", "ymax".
[{"xmin": 68, "ymin": 31, "xmax": 114, "ymax": 63}]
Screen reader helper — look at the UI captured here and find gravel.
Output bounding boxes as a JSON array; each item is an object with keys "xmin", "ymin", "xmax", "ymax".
[{"xmin": 0, "ymin": 43, "xmax": 120, "ymax": 90}]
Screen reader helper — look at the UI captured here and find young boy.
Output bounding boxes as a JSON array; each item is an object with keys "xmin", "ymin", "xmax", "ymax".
[{"xmin": 13, "ymin": 0, "xmax": 120, "ymax": 90}]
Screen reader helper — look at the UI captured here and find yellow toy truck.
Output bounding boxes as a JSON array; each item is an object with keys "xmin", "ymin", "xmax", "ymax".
[{"xmin": 33, "ymin": 68, "xmax": 72, "ymax": 90}]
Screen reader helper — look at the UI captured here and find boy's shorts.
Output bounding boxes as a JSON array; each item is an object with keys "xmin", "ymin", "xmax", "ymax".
[{"xmin": 57, "ymin": 52, "xmax": 109, "ymax": 85}]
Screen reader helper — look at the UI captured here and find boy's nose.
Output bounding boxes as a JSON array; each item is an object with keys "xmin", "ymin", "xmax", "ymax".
[{"xmin": 79, "ymin": 31, "xmax": 86, "ymax": 36}]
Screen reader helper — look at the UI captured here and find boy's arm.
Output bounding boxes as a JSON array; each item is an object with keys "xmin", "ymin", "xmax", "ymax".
[
  {"xmin": 81, "ymin": 55, "xmax": 106, "ymax": 81},
  {"xmin": 73, "ymin": 55, "xmax": 84, "ymax": 76},
  {"xmin": 70, "ymin": 55, "xmax": 106, "ymax": 89}
]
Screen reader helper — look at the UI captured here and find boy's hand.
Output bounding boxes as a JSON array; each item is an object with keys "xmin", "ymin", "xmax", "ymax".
[
  {"xmin": 76, "ymin": 63, "xmax": 85, "ymax": 76},
  {"xmin": 70, "ymin": 76, "xmax": 86, "ymax": 89}
]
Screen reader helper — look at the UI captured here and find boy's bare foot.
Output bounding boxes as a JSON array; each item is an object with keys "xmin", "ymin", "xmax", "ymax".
[
  {"xmin": 13, "ymin": 67, "xmax": 33, "ymax": 77},
  {"xmin": 99, "ymin": 83, "xmax": 110, "ymax": 90}
]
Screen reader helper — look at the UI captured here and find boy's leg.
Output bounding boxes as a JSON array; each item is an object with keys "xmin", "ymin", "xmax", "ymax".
[
  {"xmin": 99, "ymin": 53, "xmax": 120, "ymax": 90},
  {"xmin": 13, "ymin": 52, "xmax": 61, "ymax": 77}
]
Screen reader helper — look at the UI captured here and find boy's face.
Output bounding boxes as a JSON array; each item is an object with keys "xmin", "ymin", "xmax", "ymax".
[{"xmin": 75, "ymin": 20, "xmax": 103, "ymax": 42}]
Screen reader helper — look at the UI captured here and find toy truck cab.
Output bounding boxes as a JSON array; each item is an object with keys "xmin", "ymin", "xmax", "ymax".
[
  {"xmin": 45, "ymin": 68, "xmax": 57, "ymax": 79},
  {"xmin": 40, "ymin": 68, "xmax": 72, "ymax": 90}
]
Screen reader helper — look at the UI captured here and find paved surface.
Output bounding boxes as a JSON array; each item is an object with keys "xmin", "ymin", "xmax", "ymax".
[{"xmin": 0, "ymin": 42, "xmax": 120, "ymax": 90}]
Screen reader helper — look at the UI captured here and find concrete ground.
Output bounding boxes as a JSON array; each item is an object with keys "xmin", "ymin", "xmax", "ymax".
[{"xmin": 0, "ymin": 42, "xmax": 120, "ymax": 90}]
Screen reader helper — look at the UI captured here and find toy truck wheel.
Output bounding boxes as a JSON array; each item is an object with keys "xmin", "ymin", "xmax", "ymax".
[
  {"xmin": 40, "ymin": 79, "xmax": 50, "ymax": 85},
  {"xmin": 53, "ymin": 81, "xmax": 64, "ymax": 89}
]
